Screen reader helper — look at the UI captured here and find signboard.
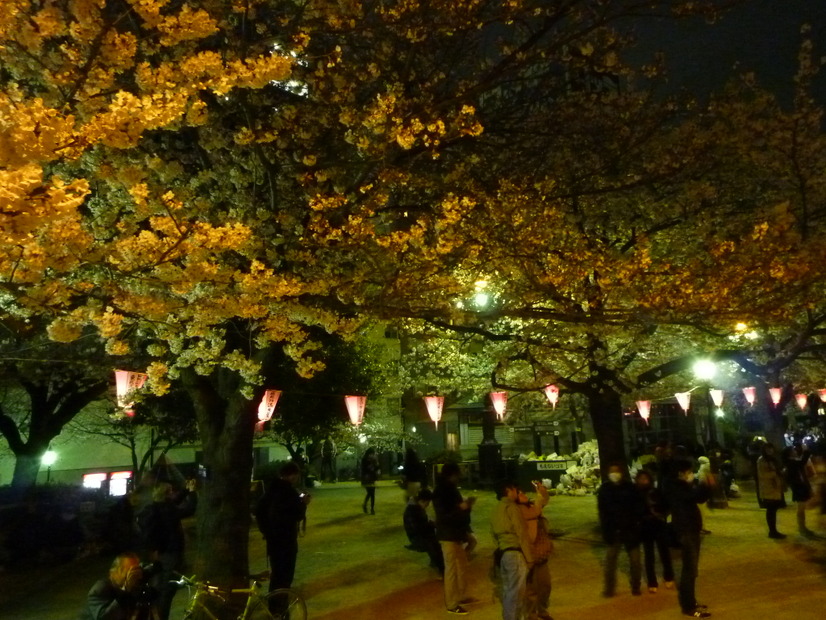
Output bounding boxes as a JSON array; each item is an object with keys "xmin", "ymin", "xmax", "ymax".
[{"xmin": 535, "ymin": 461, "xmax": 568, "ymax": 471}]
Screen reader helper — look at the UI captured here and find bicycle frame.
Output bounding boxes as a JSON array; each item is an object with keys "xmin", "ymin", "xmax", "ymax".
[{"xmin": 177, "ymin": 575, "xmax": 273, "ymax": 620}]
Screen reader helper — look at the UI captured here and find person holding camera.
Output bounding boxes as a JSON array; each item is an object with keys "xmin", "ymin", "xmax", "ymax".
[
  {"xmin": 79, "ymin": 552, "xmax": 148, "ymax": 620},
  {"xmin": 433, "ymin": 462, "xmax": 477, "ymax": 615},
  {"xmin": 256, "ymin": 462, "xmax": 311, "ymax": 597}
]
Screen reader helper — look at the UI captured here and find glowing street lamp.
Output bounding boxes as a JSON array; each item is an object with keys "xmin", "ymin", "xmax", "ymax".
[
  {"xmin": 692, "ymin": 360, "xmax": 717, "ymax": 381},
  {"xmin": 42, "ymin": 449, "xmax": 57, "ymax": 484}
]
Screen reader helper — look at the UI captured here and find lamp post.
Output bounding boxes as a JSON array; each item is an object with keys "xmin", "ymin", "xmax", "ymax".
[
  {"xmin": 693, "ymin": 360, "xmax": 718, "ymax": 446},
  {"xmin": 42, "ymin": 449, "xmax": 57, "ymax": 484}
]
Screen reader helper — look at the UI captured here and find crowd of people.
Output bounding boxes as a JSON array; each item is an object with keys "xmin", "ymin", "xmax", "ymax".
[{"xmin": 76, "ymin": 438, "xmax": 826, "ymax": 620}]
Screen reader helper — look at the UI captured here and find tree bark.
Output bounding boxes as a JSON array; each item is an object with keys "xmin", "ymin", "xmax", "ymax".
[
  {"xmin": 584, "ymin": 386, "xmax": 627, "ymax": 479},
  {"xmin": 184, "ymin": 369, "xmax": 256, "ymax": 588}
]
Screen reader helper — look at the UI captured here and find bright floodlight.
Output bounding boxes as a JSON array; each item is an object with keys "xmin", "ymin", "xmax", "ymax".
[
  {"xmin": 42, "ymin": 450, "xmax": 57, "ymax": 466},
  {"xmin": 473, "ymin": 292, "xmax": 490, "ymax": 308},
  {"xmin": 693, "ymin": 360, "xmax": 717, "ymax": 381}
]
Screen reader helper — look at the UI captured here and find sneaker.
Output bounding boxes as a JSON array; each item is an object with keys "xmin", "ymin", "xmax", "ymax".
[
  {"xmin": 768, "ymin": 531, "xmax": 787, "ymax": 539},
  {"xmin": 460, "ymin": 597, "xmax": 480, "ymax": 605},
  {"xmin": 683, "ymin": 610, "xmax": 711, "ymax": 618},
  {"xmin": 447, "ymin": 606, "xmax": 469, "ymax": 615},
  {"xmin": 648, "ymin": 586, "xmax": 658, "ymax": 593},
  {"xmin": 631, "ymin": 589, "xmax": 642, "ymax": 596},
  {"xmin": 664, "ymin": 581, "xmax": 675, "ymax": 589}
]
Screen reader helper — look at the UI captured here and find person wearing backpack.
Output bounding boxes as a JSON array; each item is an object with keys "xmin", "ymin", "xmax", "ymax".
[{"xmin": 517, "ymin": 481, "xmax": 553, "ymax": 620}]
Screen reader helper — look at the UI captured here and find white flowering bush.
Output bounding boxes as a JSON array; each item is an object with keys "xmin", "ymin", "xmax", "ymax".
[{"xmin": 519, "ymin": 440, "xmax": 601, "ymax": 495}]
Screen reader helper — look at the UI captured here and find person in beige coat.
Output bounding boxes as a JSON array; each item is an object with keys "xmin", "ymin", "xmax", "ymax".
[
  {"xmin": 517, "ymin": 481, "xmax": 553, "ymax": 620},
  {"xmin": 756, "ymin": 442, "xmax": 786, "ymax": 539}
]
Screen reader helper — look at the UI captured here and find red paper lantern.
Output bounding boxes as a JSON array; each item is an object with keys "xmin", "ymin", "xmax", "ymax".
[
  {"xmin": 769, "ymin": 387, "xmax": 782, "ymax": 406},
  {"xmin": 795, "ymin": 393, "xmax": 808, "ymax": 410},
  {"xmin": 114, "ymin": 369, "xmax": 148, "ymax": 414},
  {"xmin": 819, "ymin": 389, "xmax": 826, "ymax": 403},
  {"xmin": 675, "ymin": 392, "xmax": 691, "ymax": 414},
  {"xmin": 424, "ymin": 395, "xmax": 444, "ymax": 429},
  {"xmin": 742, "ymin": 387, "xmax": 756, "ymax": 406},
  {"xmin": 345, "ymin": 395, "xmax": 367, "ymax": 426},
  {"xmin": 636, "ymin": 400, "xmax": 651, "ymax": 425},
  {"xmin": 543, "ymin": 384, "xmax": 560, "ymax": 409},
  {"xmin": 490, "ymin": 392, "xmax": 508, "ymax": 420},
  {"xmin": 709, "ymin": 389, "xmax": 724, "ymax": 408},
  {"xmin": 255, "ymin": 389, "xmax": 281, "ymax": 431}
]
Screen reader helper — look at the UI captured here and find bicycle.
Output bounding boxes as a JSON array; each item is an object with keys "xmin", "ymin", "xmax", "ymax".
[{"xmin": 173, "ymin": 571, "xmax": 307, "ymax": 620}]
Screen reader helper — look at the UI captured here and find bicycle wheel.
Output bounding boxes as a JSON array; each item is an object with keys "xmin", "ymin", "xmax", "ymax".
[{"xmin": 245, "ymin": 588, "xmax": 307, "ymax": 620}]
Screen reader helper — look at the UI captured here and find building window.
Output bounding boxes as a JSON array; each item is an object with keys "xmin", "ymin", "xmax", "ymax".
[{"xmin": 109, "ymin": 471, "xmax": 132, "ymax": 496}]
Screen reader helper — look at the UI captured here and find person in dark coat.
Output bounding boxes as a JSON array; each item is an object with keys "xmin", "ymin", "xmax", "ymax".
[
  {"xmin": 136, "ymin": 480, "xmax": 197, "ymax": 620},
  {"xmin": 361, "ymin": 448, "xmax": 380, "ymax": 515},
  {"xmin": 635, "ymin": 470, "xmax": 675, "ymax": 593},
  {"xmin": 403, "ymin": 489, "xmax": 444, "ymax": 574},
  {"xmin": 79, "ymin": 552, "xmax": 145, "ymax": 620},
  {"xmin": 403, "ymin": 447, "xmax": 428, "ymax": 499},
  {"xmin": 671, "ymin": 460, "xmax": 711, "ymax": 618},
  {"xmin": 256, "ymin": 462, "xmax": 311, "ymax": 599},
  {"xmin": 597, "ymin": 463, "xmax": 644, "ymax": 597},
  {"xmin": 433, "ymin": 462, "xmax": 476, "ymax": 615},
  {"xmin": 782, "ymin": 444, "xmax": 815, "ymax": 537}
]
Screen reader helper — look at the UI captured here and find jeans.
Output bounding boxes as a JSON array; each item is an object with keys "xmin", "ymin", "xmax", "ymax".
[
  {"xmin": 678, "ymin": 532, "xmax": 701, "ymax": 613},
  {"xmin": 603, "ymin": 539, "xmax": 641, "ymax": 595},
  {"xmin": 500, "ymin": 550, "xmax": 528, "ymax": 620}
]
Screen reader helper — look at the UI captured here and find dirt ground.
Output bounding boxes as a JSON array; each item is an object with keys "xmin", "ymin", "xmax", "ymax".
[{"xmin": 2, "ymin": 480, "xmax": 826, "ymax": 620}]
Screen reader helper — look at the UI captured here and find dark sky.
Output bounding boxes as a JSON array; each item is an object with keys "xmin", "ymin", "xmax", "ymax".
[{"xmin": 625, "ymin": 0, "xmax": 826, "ymax": 105}]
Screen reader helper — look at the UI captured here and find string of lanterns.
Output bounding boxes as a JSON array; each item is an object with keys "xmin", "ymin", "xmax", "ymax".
[
  {"xmin": 633, "ymin": 386, "xmax": 826, "ymax": 425},
  {"xmin": 115, "ymin": 367, "xmax": 826, "ymax": 433}
]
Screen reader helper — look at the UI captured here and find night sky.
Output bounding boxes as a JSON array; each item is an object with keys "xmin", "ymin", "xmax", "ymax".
[{"xmin": 625, "ymin": 0, "xmax": 826, "ymax": 105}]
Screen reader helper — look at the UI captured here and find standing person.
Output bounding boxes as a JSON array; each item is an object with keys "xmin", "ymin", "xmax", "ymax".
[
  {"xmin": 756, "ymin": 442, "xmax": 787, "ymax": 539},
  {"xmin": 491, "ymin": 481, "xmax": 534, "ymax": 620},
  {"xmin": 517, "ymin": 481, "xmax": 553, "ymax": 620},
  {"xmin": 404, "ymin": 489, "xmax": 444, "ymax": 574},
  {"xmin": 79, "ymin": 552, "xmax": 147, "ymax": 620},
  {"xmin": 361, "ymin": 447, "xmax": 380, "ymax": 514},
  {"xmin": 136, "ymin": 480, "xmax": 197, "ymax": 620},
  {"xmin": 597, "ymin": 463, "xmax": 644, "ymax": 598},
  {"xmin": 782, "ymin": 444, "xmax": 815, "ymax": 537},
  {"xmin": 403, "ymin": 447, "xmax": 428, "ymax": 500},
  {"xmin": 433, "ymin": 462, "xmax": 477, "ymax": 616},
  {"xmin": 671, "ymin": 460, "xmax": 711, "ymax": 618},
  {"xmin": 321, "ymin": 436, "xmax": 337, "ymax": 482},
  {"xmin": 256, "ymin": 462, "xmax": 311, "ymax": 601},
  {"xmin": 635, "ymin": 470, "xmax": 675, "ymax": 593}
]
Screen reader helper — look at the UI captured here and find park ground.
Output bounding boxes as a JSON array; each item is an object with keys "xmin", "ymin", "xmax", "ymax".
[{"xmin": 1, "ymin": 480, "xmax": 825, "ymax": 620}]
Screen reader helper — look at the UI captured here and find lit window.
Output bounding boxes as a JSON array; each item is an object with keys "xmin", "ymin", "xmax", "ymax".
[
  {"xmin": 109, "ymin": 471, "xmax": 132, "ymax": 496},
  {"xmin": 83, "ymin": 473, "xmax": 107, "ymax": 489}
]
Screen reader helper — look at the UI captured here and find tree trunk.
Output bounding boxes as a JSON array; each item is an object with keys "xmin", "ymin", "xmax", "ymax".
[
  {"xmin": 11, "ymin": 449, "xmax": 47, "ymax": 489},
  {"xmin": 585, "ymin": 387, "xmax": 627, "ymax": 478},
  {"xmin": 185, "ymin": 370, "xmax": 256, "ymax": 588}
]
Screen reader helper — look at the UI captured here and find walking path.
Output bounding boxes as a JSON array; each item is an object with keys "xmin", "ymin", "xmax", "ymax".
[{"xmin": 2, "ymin": 480, "xmax": 825, "ymax": 619}]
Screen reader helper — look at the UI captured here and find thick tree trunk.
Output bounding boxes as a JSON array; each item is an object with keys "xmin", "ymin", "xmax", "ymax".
[
  {"xmin": 185, "ymin": 370, "xmax": 255, "ymax": 588},
  {"xmin": 11, "ymin": 449, "xmax": 48, "ymax": 489},
  {"xmin": 585, "ymin": 387, "xmax": 627, "ymax": 479}
]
